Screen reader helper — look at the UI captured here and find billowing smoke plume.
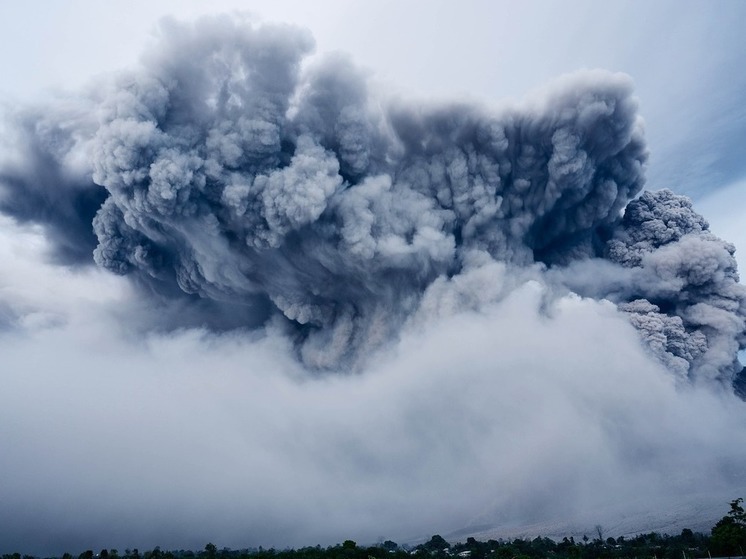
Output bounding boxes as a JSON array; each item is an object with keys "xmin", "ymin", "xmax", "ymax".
[
  {"xmin": 0, "ymin": 16, "xmax": 743, "ymax": 387},
  {"xmin": 608, "ymin": 191, "xmax": 746, "ymax": 384}
]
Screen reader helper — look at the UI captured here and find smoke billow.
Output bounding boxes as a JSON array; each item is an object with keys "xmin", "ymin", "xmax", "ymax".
[
  {"xmin": 3, "ymin": 16, "xmax": 742, "ymax": 385},
  {"xmin": 608, "ymin": 191, "xmax": 746, "ymax": 384},
  {"xmin": 84, "ymin": 17, "xmax": 650, "ymax": 370}
]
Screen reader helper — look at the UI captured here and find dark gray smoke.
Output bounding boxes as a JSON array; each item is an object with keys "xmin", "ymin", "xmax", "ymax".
[
  {"xmin": 608, "ymin": 191, "xmax": 746, "ymax": 384},
  {"xmin": 0, "ymin": 16, "xmax": 743, "ymax": 387},
  {"xmin": 0, "ymin": 103, "xmax": 107, "ymax": 264}
]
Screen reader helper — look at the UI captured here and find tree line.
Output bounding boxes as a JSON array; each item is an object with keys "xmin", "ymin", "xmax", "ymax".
[{"xmin": 4, "ymin": 499, "xmax": 745, "ymax": 559}]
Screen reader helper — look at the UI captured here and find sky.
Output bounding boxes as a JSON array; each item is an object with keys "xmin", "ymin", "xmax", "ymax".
[{"xmin": 1, "ymin": 1, "xmax": 746, "ymax": 555}]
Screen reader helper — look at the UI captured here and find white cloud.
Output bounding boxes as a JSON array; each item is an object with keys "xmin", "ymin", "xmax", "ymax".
[{"xmin": 1, "ymin": 220, "xmax": 744, "ymax": 554}]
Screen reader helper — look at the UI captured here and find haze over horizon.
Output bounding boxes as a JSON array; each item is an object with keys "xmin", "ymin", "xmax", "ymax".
[{"xmin": 1, "ymin": 2, "xmax": 745, "ymax": 555}]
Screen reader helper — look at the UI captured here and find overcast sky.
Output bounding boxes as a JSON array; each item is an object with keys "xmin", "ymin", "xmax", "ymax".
[{"xmin": 1, "ymin": 1, "xmax": 745, "ymax": 556}]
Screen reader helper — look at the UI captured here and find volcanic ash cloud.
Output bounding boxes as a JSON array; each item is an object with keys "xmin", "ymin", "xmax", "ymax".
[{"xmin": 0, "ymin": 15, "xmax": 743, "ymax": 387}]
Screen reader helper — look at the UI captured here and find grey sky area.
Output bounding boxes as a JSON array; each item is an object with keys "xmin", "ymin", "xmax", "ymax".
[{"xmin": 0, "ymin": 2, "xmax": 745, "ymax": 556}]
